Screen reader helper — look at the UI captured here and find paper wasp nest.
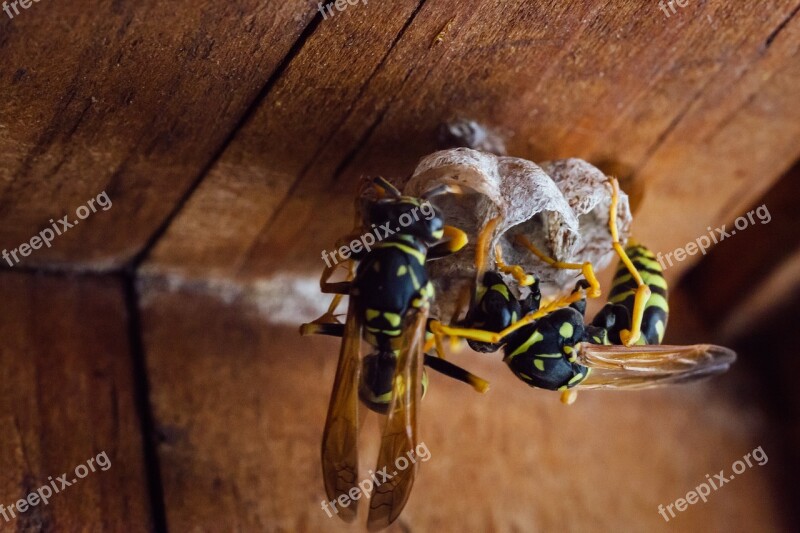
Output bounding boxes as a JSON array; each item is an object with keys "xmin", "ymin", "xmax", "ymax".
[{"xmin": 404, "ymin": 148, "xmax": 632, "ymax": 320}]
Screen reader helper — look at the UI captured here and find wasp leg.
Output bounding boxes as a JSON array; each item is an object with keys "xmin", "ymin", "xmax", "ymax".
[
  {"xmin": 475, "ymin": 215, "xmax": 502, "ymax": 279},
  {"xmin": 309, "ymin": 261, "xmax": 355, "ymax": 328},
  {"xmin": 513, "ymin": 235, "xmax": 601, "ymax": 299},
  {"xmin": 300, "ymin": 322, "xmax": 345, "ymax": 337},
  {"xmin": 421, "ymin": 182, "xmax": 464, "ymax": 199},
  {"xmin": 370, "ymin": 176, "xmax": 402, "ymax": 198},
  {"xmin": 560, "ymin": 389, "xmax": 579, "ymax": 405},
  {"xmin": 450, "ymin": 283, "xmax": 473, "ymax": 327},
  {"xmin": 301, "ymin": 267, "xmax": 350, "ymax": 334},
  {"xmin": 423, "ymin": 354, "xmax": 490, "ymax": 393},
  {"xmin": 422, "ymin": 289, "xmax": 472, "ymax": 357},
  {"xmin": 320, "ymin": 282, "xmax": 351, "ymax": 295},
  {"xmin": 424, "ymin": 215, "xmax": 501, "ymax": 356},
  {"xmin": 426, "ymin": 315, "xmax": 467, "ymax": 359},
  {"xmin": 300, "ymin": 322, "xmax": 489, "ymax": 393},
  {"xmin": 429, "ymin": 283, "xmax": 593, "ymax": 347},
  {"xmin": 494, "ymin": 244, "xmax": 535, "ymax": 287},
  {"xmin": 607, "ymin": 177, "xmax": 650, "ymax": 346},
  {"xmin": 428, "ymin": 225, "xmax": 469, "ymax": 259}
]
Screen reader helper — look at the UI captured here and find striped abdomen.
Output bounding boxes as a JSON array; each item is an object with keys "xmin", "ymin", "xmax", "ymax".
[{"xmin": 593, "ymin": 244, "xmax": 669, "ymax": 345}]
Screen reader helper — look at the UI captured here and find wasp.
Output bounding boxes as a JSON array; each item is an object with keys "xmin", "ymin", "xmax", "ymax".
[
  {"xmin": 300, "ymin": 177, "xmax": 487, "ymax": 529},
  {"xmin": 430, "ymin": 177, "xmax": 736, "ymax": 404}
]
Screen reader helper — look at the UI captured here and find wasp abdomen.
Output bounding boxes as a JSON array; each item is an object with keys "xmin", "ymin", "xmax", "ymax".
[{"xmin": 593, "ymin": 244, "xmax": 669, "ymax": 345}]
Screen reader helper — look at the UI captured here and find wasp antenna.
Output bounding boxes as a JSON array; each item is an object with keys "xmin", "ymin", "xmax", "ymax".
[
  {"xmin": 372, "ymin": 176, "xmax": 401, "ymax": 197},
  {"xmin": 422, "ymin": 183, "xmax": 463, "ymax": 199}
]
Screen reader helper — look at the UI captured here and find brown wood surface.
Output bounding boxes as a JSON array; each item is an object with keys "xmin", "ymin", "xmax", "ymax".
[
  {"xmin": 0, "ymin": 0, "xmax": 797, "ymax": 530},
  {"xmin": 138, "ymin": 283, "xmax": 782, "ymax": 531},
  {"xmin": 682, "ymin": 160, "xmax": 800, "ymax": 335},
  {"xmin": 135, "ymin": 0, "xmax": 800, "ymax": 526},
  {"xmin": 0, "ymin": 0, "xmax": 317, "ymax": 271},
  {"xmin": 0, "ymin": 272, "xmax": 152, "ymax": 530},
  {"xmin": 145, "ymin": 0, "xmax": 800, "ymax": 287},
  {"xmin": 729, "ymin": 292, "xmax": 800, "ymax": 527}
]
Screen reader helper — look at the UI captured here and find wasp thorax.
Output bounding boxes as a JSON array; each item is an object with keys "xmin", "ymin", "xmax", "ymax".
[{"xmin": 367, "ymin": 197, "xmax": 444, "ymax": 245}]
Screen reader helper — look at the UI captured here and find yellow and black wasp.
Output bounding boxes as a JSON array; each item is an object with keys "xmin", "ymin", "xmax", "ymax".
[
  {"xmin": 300, "ymin": 177, "xmax": 486, "ymax": 529},
  {"xmin": 429, "ymin": 177, "xmax": 736, "ymax": 404}
]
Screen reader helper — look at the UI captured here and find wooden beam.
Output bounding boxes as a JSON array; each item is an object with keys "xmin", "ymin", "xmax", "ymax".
[
  {"xmin": 139, "ymin": 282, "xmax": 783, "ymax": 530},
  {"xmin": 0, "ymin": 272, "xmax": 152, "ymax": 529},
  {"xmin": 143, "ymin": 0, "xmax": 800, "ymax": 299},
  {"xmin": 0, "ymin": 0, "xmax": 318, "ymax": 271},
  {"xmin": 681, "ymin": 158, "xmax": 800, "ymax": 333}
]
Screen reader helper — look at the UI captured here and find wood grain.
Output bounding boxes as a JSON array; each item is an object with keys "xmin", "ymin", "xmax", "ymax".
[
  {"xmin": 682, "ymin": 159, "xmax": 800, "ymax": 335},
  {"xmin": 729, "ymin": 292, "xmax": 800, "ymax": 526},
  {"xmin": 139, "ymin": 283, "xmax": 783, "ymax": 531},
  {"xmin": 0, "ymin": 272, "xmax": 152, "ymax": 530},
  {"xmin": 0, "ymin": 0, "xmax": 317, "ymax": 271},
  {"xmin": 134, "ymin": 3, "xmax": 800, "ymax": 527},
  {"xmin": 1, "ymin": 0, "xmax": 795, "ymax": 529},
  {"xmin": 144, "ymin": 0, "xmax": 800, "ymax": 290}
]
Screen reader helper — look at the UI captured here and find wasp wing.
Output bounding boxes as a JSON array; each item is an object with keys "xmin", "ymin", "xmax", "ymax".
[
  {"xmin": 575, "ymin": 343, "xmax": 736, "ymax": 390},
  {"xmin": 366, "ymin": 307, "xmax": 427, "ymax": 531},
  {"xmin": 321, "ymin": 298, "xmax": 362, "ymax": 522}
]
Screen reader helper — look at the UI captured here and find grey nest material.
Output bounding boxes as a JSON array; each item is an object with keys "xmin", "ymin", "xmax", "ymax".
[{"xmin": 404, "ymin": 148, "xmax": 633, "ymax": 319}]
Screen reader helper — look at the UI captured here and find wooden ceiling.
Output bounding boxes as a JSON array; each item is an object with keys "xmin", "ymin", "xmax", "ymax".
[{"xmin": 1, "ymin": 0, "xmax": 798, "ymax": 530}]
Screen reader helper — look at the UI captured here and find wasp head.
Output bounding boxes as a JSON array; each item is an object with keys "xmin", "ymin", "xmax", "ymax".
[{"xmin": 360, "ymin": 178, "xmax": 445, "ymax": 245}]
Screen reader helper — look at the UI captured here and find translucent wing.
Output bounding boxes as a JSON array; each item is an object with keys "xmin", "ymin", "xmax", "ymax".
[
  {"xmin": 321, "ymin": 298, "xmax": 362, "ymax": 522},
  {"xmin": 367, "ymin": 307, "xmax": 427, "ymax": 531},
  {"xmin": 575, "ymin": 343, "xmax": 736, "ymax": 390}
]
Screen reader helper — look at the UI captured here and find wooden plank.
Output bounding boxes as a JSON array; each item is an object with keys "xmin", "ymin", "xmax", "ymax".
[
  {"xmin": 728, "ymin": 289, "xmax": 800, "ymax": 526},
  {"xmin": 143, "ymin": 0, "xmax": 426, "ymax": 281},
  {"xmin": 135, "ymin": 4, "xmax": 800, "ymax": 525},
  {"xmin": 681, "ymin": 159, "xmax": 800, "ymax": 332},
  {"xmin": 140, "ymin": 282, "xmax": 782, "ymax": 530},
  {"xmin": 144, "ymin": 0, "xmax": 800, "ymax": 291},
  {"xmin": 0, "ymin": 0, "xmax": 317, "ymax": 271},
  {"xmin": 0, "ymin": 272, "xmax": 152, "ymax": 529}
]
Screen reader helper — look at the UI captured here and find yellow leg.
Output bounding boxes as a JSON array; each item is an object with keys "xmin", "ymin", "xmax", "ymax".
[
  {"xmin": 494, "ymin": 245, "xmax": 535, "ymax": 287},
  {"xmin": 450, "ymin": 283, "xmax": 473, "ymax": 325},
  {"xmin": 446, "ymin": 284, "xmax": 473, "ymax": 354},
  {"xmin": 314, "ymin": 261, "xmax": 355, "ymax": 323},
  {"xmin": 422, "ymin": 324, "xmax": 450, "ymax": 359},
  {"xmin": 423, "ymin": 304, "xmax": 464, "ymax": 358},
  {"xmin": 475, "ymin": 215, "xmax": 501, "ymax": 279},
  {"xmin": 369, "ymin": 176, "xmax": 401, "ymax": 198},
  {"xmin": 433, "ymin": 232, "xmax": 604, "ymax": 348},
  {"xmin": 513, "ymin": 235, "xmax": 601, "ymax": 299},
  {"xmin": 607, "ymin": 177, "xmax": 650, "ymax": 346},
  {"xmin": 560, "ymin": 389, "xmax": 578, "ymax": 405},
  {"xmin": 429, "ymin": 283, "xmax": 591, "ymax": 347}
]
